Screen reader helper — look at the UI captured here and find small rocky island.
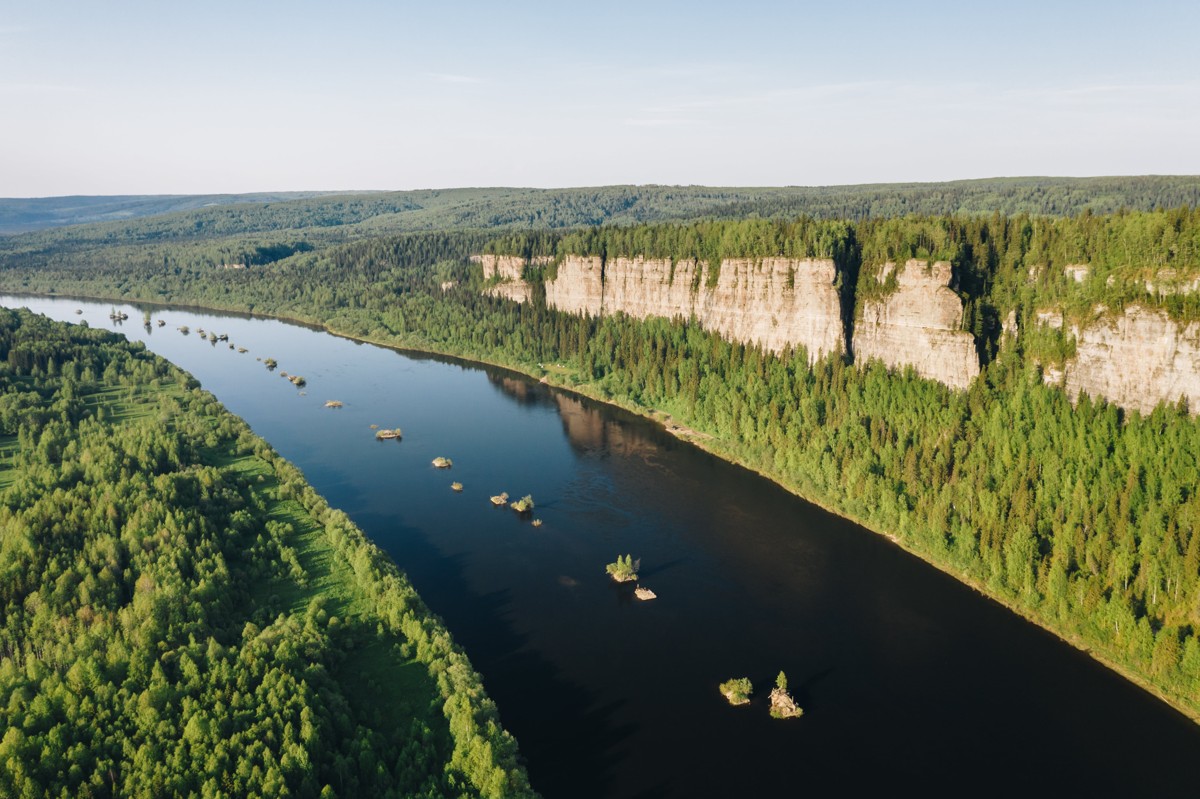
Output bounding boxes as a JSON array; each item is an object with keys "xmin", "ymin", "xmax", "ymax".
[
  {"xmin": 719, "ymin": 678, "xmax": 753, "ymax": 706},
  {"xmin": 634, "ymin": 586, "xmax": 656, "ymax": 601},
  {"xmin": 451, "ymin": 482, "xmax": 463, "ymax": 492},
  {"xmin": 768, "ymin": 672, "xmax": 802, "ymax": 719},
  {"xmin": 432, "ymin": 457, "xmax": 453, "ymax": 468},
  {"xmin": 509, "ymin": 494, "xmax": 534, "ymax": 514},
  {"xmin": 375, "ymin": 428, "xmax": 402, "ymax": 440},
  {"xmin": 606, "ymin": 554, "xmax": 638, "ymax": 583},
  {"xmin": 490, "ymin": 492, "xmax": 509, "ymax": 506}
]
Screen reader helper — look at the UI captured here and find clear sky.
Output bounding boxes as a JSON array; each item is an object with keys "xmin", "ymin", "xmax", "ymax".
[{"xmin": 2, "ymin": 0, "xmax": 1198, "ymax": 196}]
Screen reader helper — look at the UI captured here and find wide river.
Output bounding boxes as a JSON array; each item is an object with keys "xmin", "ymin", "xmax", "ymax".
[{"xmin": 6, "ymin": 295, "xmax": 1199, "ymax": 797}]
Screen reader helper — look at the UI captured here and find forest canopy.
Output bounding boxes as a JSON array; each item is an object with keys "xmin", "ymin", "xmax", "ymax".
[
  {"xmin": 0, "ymin": 309, "xmax": 535, "ymax": 798},
  {"xmin": 2, "ymin": 190, "xmax": 1200, "ymax": 727}
]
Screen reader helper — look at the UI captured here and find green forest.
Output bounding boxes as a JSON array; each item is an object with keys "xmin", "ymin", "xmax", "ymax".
[
  {"xmin": 4, "ymin": 201, "xmax": 1200, "ymax": 723},
  {"xmin": 5, "ymin": 176, "xmax": 1200, "ymax": 274},
  {"xmin": 0, "ymin": 309, "xmax": 534, "ymax": 798}
]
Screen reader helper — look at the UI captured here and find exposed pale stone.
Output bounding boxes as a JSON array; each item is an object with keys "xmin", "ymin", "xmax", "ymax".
[
  {"xmin": 852, "ymin": 260, "xmax": 980, "ymax": 390},
  {"xmin": 544, "ymin": 255, "xmax": 604, "ymax": 315},
  {"xmin": 473, "ymin": 254, "xmax": 527, "ymax": 281},
  {"xmin": 1002, "ymin": 310, "xmax": 1018, "ymax": 339},
  {"xmin": 481, "ymin": 253, "xmax": 986, "ymax": 388},
  {"xmin": 1064, "ymin": 264, "xmax": 1090, "ymax": 283},
  {"xmin": 543, "ymin": 255, "xmax": 845, "ymax": 364},
  {"xmin": 1036, "ymin": 309, "xmax": 1064, "ymax": 329},
  {"xmin": 1058, "ymin": 305, "xmax": 1200, "ymax": 415},
  {"xmin": 476, "ymin": 254, "xmax": 533, "ymax": 302},
  {"xmin": 1145, "ymin": 270, "xmax": 1200, "ymax": 296},
  {"xmin": 487, "ymin": 281, "xmax": 531, "ymax": 303}
]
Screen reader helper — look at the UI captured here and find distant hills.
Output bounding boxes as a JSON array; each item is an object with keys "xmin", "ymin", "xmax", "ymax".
[
  {"xmin": 0, "ymin": 192, "xmax": 360, "ymax": 235},
  {"xmin": 3, "ymin": 176, "xmax": 1198, "ymax": 237}
]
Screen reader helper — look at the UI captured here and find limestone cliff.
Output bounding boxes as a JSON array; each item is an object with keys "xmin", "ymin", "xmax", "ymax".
[
  {"xmin": 543, "ymin": 255, "xmax": 604, "ymax": 316},
  {"xmin": 542, "ymin": 255, "xmax": 845, "ymax": 364},
  {"xmin": 852, "ymin": 260, "xmax": 980, "ymax": 390},
  {"xmin": 478, "ymin": 252, "xmax": 989, "ymax": 389},
  {"xmin": 1041, "ymin": 305, "xmax": 1200, "ymax": 415},
  {"xmin": 473, "ymin": 254, "xmax": 542, "ymax": 303},
  {"xmin": 474, "ymin": 254, "xmax": 527, "ymax": 282}
]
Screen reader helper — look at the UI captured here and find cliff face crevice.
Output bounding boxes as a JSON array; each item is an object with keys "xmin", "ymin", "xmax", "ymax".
[
  {"xmin": 851, "ymin": 260, "xmax": 980, "ymax": 390},
  {"xmin": 541, "ymin": 255, "xmax": 845, "ymax": 364},
  {"xmin": 1041, "ymin": 305, "xmax": 1200, "ymax": 415}
]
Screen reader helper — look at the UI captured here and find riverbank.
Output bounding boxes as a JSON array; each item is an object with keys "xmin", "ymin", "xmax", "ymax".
[
  {"xmin": 0, "ymin": 308, "xmax": 537, "ymax": 796},
  {"xmin": 6, "ymin": 288, "xmax": 1198, "ymax": 727}
]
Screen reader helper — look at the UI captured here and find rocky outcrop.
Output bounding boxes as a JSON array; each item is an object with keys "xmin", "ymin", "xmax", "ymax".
[
  {"xmin": 474, "ymin": 254, "xmax": 539, "ymax": 303},
  {"xmin": 691, "ymin": 257, "xmax": 845, "ymax": 362},
  {"xmin": 541, "ymin": 255, "xmax": 845, "ymax": 364},
  {"xmin": 473, "ymin": 254, "xmax": 529, "ymax": 281},
  {"xmin": 1145, "ymin": 270, "xmax": 1200, "ymax": 296},
  {"xmin": 852, "ymin": 260, "xmax": 980, "ymax": 390},
  {"xmin": 544, "ymin": 255, "xmax": 604, "ymax": 316},
  {"xmin": 478, "ymin": 252, "xmax": 990, "ymax": 388},
  {"xmin": 768, "ymin": 686, "xmax": 802, "ymax": 719},
  {"xmin": 1064, "ymin": 264, "xmax": 1090, "ymax": 283},
  {"xmin": 1043, "ymin": 305, "xmax": 1200, "ymax": 415}
]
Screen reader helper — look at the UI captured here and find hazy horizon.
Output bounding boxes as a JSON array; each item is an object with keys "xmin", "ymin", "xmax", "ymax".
[
  {"xmin": 9, "ymin": 173, "xmax": 1200, "ymax": 203},
  {"xmin": 4, "ymin": 1, "xmax": 1198, "ymax": 196}
]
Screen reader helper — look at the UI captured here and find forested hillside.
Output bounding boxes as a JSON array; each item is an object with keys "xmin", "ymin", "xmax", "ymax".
[
  {"xmin": 0, "ymin": 310, "xmax": 534, "ymax": 798},
  {"xmin": 0, "ymin": 193, "xmax": 355, "ymax": 235},
  {"xmin": 5, "ymin": 176, "xmax": 1200, "ymax": 270},
  {"xmin": 2, "ymin": 197, "xmax": 1200, "ymax": 723}
]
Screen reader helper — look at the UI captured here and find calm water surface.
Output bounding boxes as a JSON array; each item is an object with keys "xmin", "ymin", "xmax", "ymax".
[{"xmin": 6, "ymin": 295, "xmax": 1199, "ymax": 797}]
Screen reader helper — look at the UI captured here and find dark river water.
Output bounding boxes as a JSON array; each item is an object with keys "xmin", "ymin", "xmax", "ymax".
[{"xmin": 6, "ymin": 295, "xmax": 1199, "ymax": 797}]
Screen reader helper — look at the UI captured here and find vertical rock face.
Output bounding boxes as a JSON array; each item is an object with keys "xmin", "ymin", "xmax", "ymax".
[
  {"xmin": 543, "ymin": 255, "xmax": 604, "ymax": 316},
  {"xmin": 474, "ymin": 254, "xmax": 533, "ymax": 303},
  {"xmin": 702, "ymin": 257, "xmax": 844, "ymax": 360},
  {"xmin": 599, "ymin": 256, "xmax": 703, "ymax": 325},
  {"xmin": 542, "ymin": 255, "xmax": 845, "ymax": 364},
  {"xmin": 474, "ymin": 254, "xmax": 528, "ymax": 281},
  {"xmin": 477, "ymin": 252, "xmax": 987, "ymax": 387},
  {"xmin": 852, "ymin": 260, "xmax": 980, "ymax": 390},
  {"xmin": 1048, "ymin": 306, "xmax": 1200, "ymax": 415}
]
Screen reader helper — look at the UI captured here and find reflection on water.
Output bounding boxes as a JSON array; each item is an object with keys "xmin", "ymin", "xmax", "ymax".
[
  {"xmin": 488, "ymin": 373, "xmax": 660, "ymax": 461},
  {"xmin": 5, "ymin": 294, "xmax": 1200, "ymax": 799}
]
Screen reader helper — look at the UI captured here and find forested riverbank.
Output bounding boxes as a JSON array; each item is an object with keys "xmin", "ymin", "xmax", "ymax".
[
  {"xmin": 3, "ymin": 203, "xmax": 1200, "ymax": 725},
  {"xmin": 0, "ymin": 309, "xmax": 534, "ymax": 798}
]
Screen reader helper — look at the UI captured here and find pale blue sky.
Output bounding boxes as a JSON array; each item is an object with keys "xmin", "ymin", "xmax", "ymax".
[{"xmin": 2, "ymin": 1, "xmax": 1198, "ymax": 196}]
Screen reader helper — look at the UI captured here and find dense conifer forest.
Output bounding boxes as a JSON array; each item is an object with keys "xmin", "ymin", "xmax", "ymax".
[
  {"xmin": 4, "ymin": 199, "xmax": 1200, "ymax": 722},
  {"xmin": 0, "ymin": 310, "xmax": 534, "ymax": 798}
]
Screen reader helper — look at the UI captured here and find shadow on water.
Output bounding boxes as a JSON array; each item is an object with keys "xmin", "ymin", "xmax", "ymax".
[
  {"xmin": 791, "ymin": 667, "xmax": 835, "ymax": 712},
  {"xmin": 637, "ymin": 557, "xmax": 688, "ymax": 580}
]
